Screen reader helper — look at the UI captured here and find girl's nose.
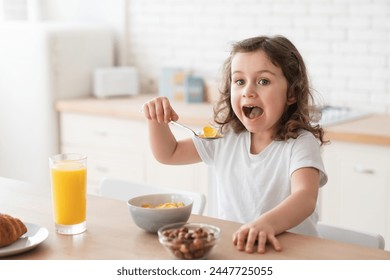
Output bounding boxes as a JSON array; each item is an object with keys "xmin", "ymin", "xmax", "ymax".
[{"xmin": 242, "ymin": 84, "xmax": 257, "ymax": 98}]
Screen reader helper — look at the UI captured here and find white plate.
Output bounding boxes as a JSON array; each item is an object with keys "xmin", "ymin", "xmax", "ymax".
[{"xmin": 0, "ymin": 223, "xmax": 49, "ymax": 258}]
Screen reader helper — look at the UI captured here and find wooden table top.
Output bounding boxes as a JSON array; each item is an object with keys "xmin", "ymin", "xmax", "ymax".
[{"xmin": 1, "ymin": 177, "xmax": 389, "ymax": 260}]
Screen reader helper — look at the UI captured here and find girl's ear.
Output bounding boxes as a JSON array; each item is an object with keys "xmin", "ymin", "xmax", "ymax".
[
  {"xmin": 287, "ymin": 89, "xmax": 297, "ymax": 105},
  {"xmin": 287, "ymin": 95, "xmax": 296, "ymax": 105}
]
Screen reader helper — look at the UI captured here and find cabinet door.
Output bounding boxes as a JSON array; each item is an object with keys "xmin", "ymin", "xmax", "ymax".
[
  {"xmin": 60, "ymin": 113, "xmax": 146, "ymax": 151},
  {"xmin": 339, "ymin": 149, "xmax": 387, "ymax": 236},
  {"xmin": 319, "ymin": 145, "xmax": 342, "ymax": 224},
  {"xmin": 320, "ymin": 142, "xmax": 390, "ymax": 249}
]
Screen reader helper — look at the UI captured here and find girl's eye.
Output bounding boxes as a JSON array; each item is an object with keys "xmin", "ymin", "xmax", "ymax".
[
  {"xmin": 258, "ymin": 79, "xmax": 269, "ymax": 86},
  {"xmin": 235, "ymin": 79, "xmax": 245, "ymax": 86}
]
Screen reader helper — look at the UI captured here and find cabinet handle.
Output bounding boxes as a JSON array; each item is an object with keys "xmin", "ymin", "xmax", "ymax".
[
  {"xmin": 96, "ymin": 165, "xmax": 109, "ymax": 173},
  {"xmin": 353, "ymin": 166, "xmax": 374, "ymax": 174},
  {"xmin": 94, "ymin": 130, "xmax": 108, "ymax": 137}
]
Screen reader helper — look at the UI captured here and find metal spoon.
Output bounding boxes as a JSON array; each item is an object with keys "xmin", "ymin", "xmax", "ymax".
[{"xmin": 170, "ymin": 121, "xmax": 223, "ymax": 140}]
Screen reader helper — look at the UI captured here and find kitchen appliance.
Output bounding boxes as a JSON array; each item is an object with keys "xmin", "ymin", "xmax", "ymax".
[
  {"xmin": 93, "ymin": 66, "xmax": 139, "ymax": 98},
  {"xmin": 0, "ymin": 22, "xmax": 114, "ymax": 188}
]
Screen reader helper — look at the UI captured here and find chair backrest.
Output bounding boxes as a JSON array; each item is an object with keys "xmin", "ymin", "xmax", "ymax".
[
  {"xmin": 317, "ymin": 222, "xmax": 385, "ymax": 250},
  {"xmin": 100, "ymin": 177, "xmax": 206, "ymax": 215}
]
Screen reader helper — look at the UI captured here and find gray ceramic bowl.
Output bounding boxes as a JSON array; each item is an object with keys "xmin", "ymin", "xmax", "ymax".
[{"xmin": 127, "ymin": 193, "xmax": 193, "ymax": 232}]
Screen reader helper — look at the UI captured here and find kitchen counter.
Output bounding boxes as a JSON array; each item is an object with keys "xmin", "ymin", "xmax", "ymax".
[
  {"xmin": 55, "ymin": 95, "xmax": 214, "ymax": 126},
  {"xmin": 325, "ymin": 114, "xmax": 390, "ymax": 146},
  {"xmin": 56, "ymin": 95, "xmax": 390, "ymax": 146},
  {"xmin": 1, "ymin": 176, "xmax": 390, "ymax": 260}
]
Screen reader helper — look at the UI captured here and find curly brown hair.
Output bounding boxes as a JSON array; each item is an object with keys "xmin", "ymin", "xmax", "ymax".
[{"xmin": 214, "ymin": 35, "xmax": 327, "ymax": 145}]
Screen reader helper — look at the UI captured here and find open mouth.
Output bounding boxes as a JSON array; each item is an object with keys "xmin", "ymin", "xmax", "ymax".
[{"xmin": 242, "ymin": 106, "xmax": 264, "ymax": 119}]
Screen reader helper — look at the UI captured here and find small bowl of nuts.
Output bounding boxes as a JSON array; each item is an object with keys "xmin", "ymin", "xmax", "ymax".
[{"xmin": 158, "ymin": 222, "xmax": 221, "ymax": 260}]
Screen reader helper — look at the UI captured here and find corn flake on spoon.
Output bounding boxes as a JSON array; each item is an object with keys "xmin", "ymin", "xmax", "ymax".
[{"xmin": 170, "ymin": 121, "xmax": 223, "ymax": 140}]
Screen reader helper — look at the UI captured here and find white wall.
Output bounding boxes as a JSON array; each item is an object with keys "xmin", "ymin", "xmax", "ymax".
[
  {"xmin": 126, "ymin": 0, "xmax": 390, "ymax": 113},
  {"xmin": 2, "ymin": 0, "xmax": 389, "ymax": 112}
]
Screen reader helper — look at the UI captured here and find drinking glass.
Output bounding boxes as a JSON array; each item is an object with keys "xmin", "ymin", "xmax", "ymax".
[{"xmin": 49, "ymin": 153, "xmax": 87, "ymax": 235}]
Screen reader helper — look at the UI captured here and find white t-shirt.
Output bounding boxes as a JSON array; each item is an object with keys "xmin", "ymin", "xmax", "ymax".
[{"xmin": 192, "ymin": 129, "xmax": 328, "ymax": 236}]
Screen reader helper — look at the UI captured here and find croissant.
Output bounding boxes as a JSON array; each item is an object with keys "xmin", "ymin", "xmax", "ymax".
[{"xmin": 0, "ymin": 214, "xmax": 28, "ymax": 248}]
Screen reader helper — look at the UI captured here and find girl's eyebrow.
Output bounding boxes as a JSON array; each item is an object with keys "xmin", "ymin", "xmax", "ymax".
[{"xmin": 232, "ymin": 69, "xmax": 277, "ymax": 76}]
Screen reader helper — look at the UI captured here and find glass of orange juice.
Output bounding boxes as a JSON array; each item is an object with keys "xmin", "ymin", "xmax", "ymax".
[{"xmin": 49, "ymin": 153, "xmax": 87, "ymax": 235}]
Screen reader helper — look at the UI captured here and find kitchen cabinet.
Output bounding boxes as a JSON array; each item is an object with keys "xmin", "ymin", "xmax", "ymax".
[
  {"xmin": 59, "ymin": 112, "xmax": 209, "ymax": 202},
  {"xmin": 320, "ymin": 141, "xmax": 390, "ymax": 250}
]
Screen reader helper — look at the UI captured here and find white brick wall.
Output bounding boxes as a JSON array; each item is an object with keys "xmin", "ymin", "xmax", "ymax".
[{"xmin": 126, "ymin": 0, "xmax": 390, "ymax": 113}]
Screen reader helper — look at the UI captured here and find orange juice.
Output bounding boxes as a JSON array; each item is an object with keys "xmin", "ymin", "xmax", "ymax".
[{"xmin": 51, "ymin": 162, "xmax": 86, "ymax": 225}]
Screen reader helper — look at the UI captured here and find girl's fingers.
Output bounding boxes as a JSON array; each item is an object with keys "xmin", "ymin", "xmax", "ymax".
[
  {"xmin": 233, "ymin": 228, "xmax": 282, "ymax": 254},
  {"xmin": 256, "ymin": 231, "xmax": 267, "ymax": 254},
  {"xmin": 170, "ymin": 109, "xmax": 179, "ymax": 122},
  {"xmin": 142, "ymin": 97, "xmax": 177, "ymax": 124},
  {"xmin": 161, "ymin": 97, "xmax": 178, "ymax": 122},
  {"xmin": 232, "ymin": 232, "xmax": 237, "ymax": 245},
  {"xmin": 141, "ymin": 102, "xmax": 154, "ymax": 121},
  {"xmin": 233, "ymin": 229, "xmax": 248, "ymax": 251},
  {"xmin": 267, "ymin": 234, "xmax": 282, "ymax": 252},
  {"xmin": 245, "ymin": 229, "xmax": 259, "ymax": 253},
  {"xmin": 154, "ymin": 98, "xmax": 166, "ymax": 123}
]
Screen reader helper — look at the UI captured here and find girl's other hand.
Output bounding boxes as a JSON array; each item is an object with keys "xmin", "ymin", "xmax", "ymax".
[
  {"xmin": 142, "ymin": 97, "xmax": 179, "ymax": 124},
  {"xmin": 232, "ymin": 220, "xmax": 282, "ymax": 254}
]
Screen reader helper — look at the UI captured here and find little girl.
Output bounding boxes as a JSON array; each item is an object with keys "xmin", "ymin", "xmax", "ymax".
[{"xmin": 142, "ymin": 35, "xmax": 328, "ymax": 254}]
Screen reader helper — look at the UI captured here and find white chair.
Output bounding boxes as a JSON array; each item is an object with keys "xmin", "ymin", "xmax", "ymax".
[
  {"xmin": 317, "ymin": 221, "xmax": 385, "ymax": 249},
  {"xmin": 100, "ymin": 177, "xmax": 206, "ymax": 215}
]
